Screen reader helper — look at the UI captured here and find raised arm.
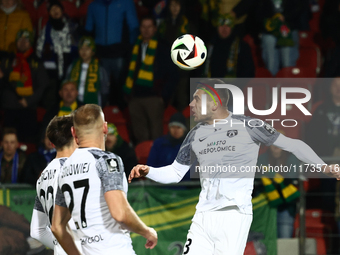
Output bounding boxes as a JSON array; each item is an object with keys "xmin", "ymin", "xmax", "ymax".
[
  {"xmin": 129, "ymin": 126, "xmax": 198, "ymax": 183},
  {"xmin": 273, "ymin": 134, "xmax": 340, "ymax": 178},
  {"xmin": 129, "ymin": 161, "xmax": 190, "ymax": 184},
  {"xmin": 30, "ymin": 197, "xmax": 54, "ymax": 249}
]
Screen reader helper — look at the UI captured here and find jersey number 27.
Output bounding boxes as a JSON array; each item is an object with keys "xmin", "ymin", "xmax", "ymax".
[{"xmin": 61, "ymin": 178, "xmax": 89, "ymax": 229}]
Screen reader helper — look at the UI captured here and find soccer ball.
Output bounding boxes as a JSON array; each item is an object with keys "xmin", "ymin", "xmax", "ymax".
[{"xmin": 170, "ymin": 34, "xmax": 207, "ymax": 71}]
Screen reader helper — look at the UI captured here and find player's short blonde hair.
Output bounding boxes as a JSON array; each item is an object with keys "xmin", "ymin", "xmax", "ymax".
[{"xmin": 73, "ymin": 104, "xmax": 104, "ymax": 135}]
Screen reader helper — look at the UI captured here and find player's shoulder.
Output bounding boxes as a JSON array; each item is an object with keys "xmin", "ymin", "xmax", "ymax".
[
  {"xmin": 183, "ymin": 122, "xmax": 204, "ymax": 143},
  {"xmin": 232, "ymin": 114, "xmax": 271, "ymax": 129},
  {"xmin": 36, "ymin": 158, "xmax": 60, "ymax": 188},
  {"xmin": 87, "ymin": 149, "xmax": 120, "ymax": 161}
]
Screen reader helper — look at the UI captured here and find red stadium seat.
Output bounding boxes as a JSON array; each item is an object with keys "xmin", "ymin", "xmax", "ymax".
[
  {"xmin": 37, "ymin": 2, "xmax": 49, "ymax": 33},
  {"xmin": 275, "ymin": 67, "xmax": 317, "ymax": 78},
  {"xmin": 115, "ymin": 125, "xmax": 130, "ymax": 143},
  {"xmin": 61, "ymin": 1, "xmax": 78, "ymax": 19},
  {"xmin": 163, "ymin": 105, "xmax": 178, "ymax": 134},
  {"xmin": 309, "ymin": 12, "xmax": 321, "ymax": 34},
  {"xmin": 22, "ymin": 0, "xmax": 38, "ymax": 27},
  {"xmin": 19, "ymin": 143, "xmax": 37, "ymax": 155},
  {"xmin": 299, "ymin": 31, "xmax": 316, "ymax": 48},
  {"xmin": 103, "ymin": 106, "xmax": 127, "ymax": 125},
  {"xmin": 103, "ymin": 106, "xmax": 130, "ymax": 142},
  {"xmin": 135, "ymin": 140, "xmax": 153, "ymax": 165},
  {"xmin": 294, "ymin": 209, "xmax": 334, "ymax": 254},
  {"xmin": 255, "ymin": 67, "xmax": 272, "ymax": 78},
  {"xmin": 296, "ymin": 47, "xmax": 321, "ymax": 75},
  {"xmin": 37, "ymin": 107, "xmax": 46, "ymax": 123},
  {"xmin": 182, "ymin": 106, "xmax": 191, "ymax": 118},
  {"xmin": 78, "ymin": 0, "xmax": 93, "ymax": 18}
]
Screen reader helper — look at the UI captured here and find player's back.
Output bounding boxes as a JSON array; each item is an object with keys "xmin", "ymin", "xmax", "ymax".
[
  {"xmin": 36, "ymin": 157, "xmax": 75, "ymax": 255},
  {"xmin": 58, "ymin": 147, "xmax": 134, "ymax": 255}
]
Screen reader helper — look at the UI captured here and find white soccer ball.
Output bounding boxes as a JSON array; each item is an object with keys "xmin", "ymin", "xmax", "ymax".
[{"xmin": 170, "ymin": 34, "xmax": 207, "ymax": 71}]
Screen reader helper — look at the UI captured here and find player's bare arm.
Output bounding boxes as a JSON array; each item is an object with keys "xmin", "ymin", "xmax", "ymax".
[
  {"xmin": 51, "ymin": 204, "xmax": 82, "ymax": 255},
  {"xmin": 104, "ymin": 190, "xmax": 157, "ymax": 249},
  {"xmin": 128, "ymin": 164, "xmax": 150, "ymax": 183}
]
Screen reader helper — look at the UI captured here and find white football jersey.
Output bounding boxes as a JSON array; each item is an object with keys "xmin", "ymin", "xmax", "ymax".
[
  {"xmin": 56, "ymin": 148, "xmax": 135, "ymax": 255},
  {"xmin": 176, "ymin": 112, "xmax": 280, "ymax": 214},
  {"xmin": 35, "ymin": 157, "xmax": 81, "ymax": 255}
]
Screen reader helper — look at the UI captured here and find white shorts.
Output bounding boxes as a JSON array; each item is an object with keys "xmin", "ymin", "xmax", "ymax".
[{"xmin": 182, "ymin": 206, "xmax": 252, "ymax": 255}]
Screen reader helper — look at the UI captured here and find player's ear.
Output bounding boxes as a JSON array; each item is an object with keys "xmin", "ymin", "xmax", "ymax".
[
  {"xmin": 71, "ymin": 126, "xmax": 76, "ymax": 138},
  {"xmin": 103, "ymin": 121, "xmax": 108, "ymax": 135},
  {"xmin": 212, "ymin": 102, "xmax": 218, "ymax": 111},
  {"xmin": 71, "ymin": 126, "xmax": 79, "ymax": 145}
]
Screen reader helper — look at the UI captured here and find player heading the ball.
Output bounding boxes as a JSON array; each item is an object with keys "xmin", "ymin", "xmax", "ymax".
[{"xmin": 129, "ymin": 78, "xmax": 340, "ymax": 255}]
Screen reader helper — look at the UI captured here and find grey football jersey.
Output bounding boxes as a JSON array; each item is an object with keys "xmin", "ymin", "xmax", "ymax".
[{"xmin": 175, "ymin": 112, "xmax": 279, "ymax": 213}]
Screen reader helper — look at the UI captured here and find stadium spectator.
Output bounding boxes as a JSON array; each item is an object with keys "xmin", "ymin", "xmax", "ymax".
[
  {"xmin": 0, "ymin": 30, "xmax": 48, "ymax": 142},
  {"xmin": 307, "ymin": 78, "xmax": 340, "ymax": 157},
  {"xmin": 0, "ymin": 0, "xmax": 33, "ymax": 54},
  {"xmin": 66, "ymin": 36, "xmax": 109, "ymax": 107},
  {"xmin": 205, "ymin": 13, "xmax": 255, "ymax": 78},
  {"xmin": 36, "ymin": 0, "xmax": 76, "ymax": 83},
  {"xmin": 259, "ymin": 0, "xmax": 303, "ymax": 76},
  {"xmin": 256, "ymin": 136, "xmax": 300, "ymax": 238},
  {"xmin": 123, "ymin": 16, "xmax": 178, "ymax": 144},
  {"xmin": 158, "ymin": 0, "xmax": 195, "ymax": 111},
  {"xmin": 147, "ymin": 112, "xmax": 191, "ymax": 180},
  {"xmin": 84, "ymin": 0, "xmax": 139, "ymax": 105},
  {"xmin": 200, "ymin": 0, "xmax": 255, "ymax": 40},
  {"xmin": 158, "ymin": 0, "xmax": 194, "ymax": 44},
  {"xmin": 42, "ymin": 80, "xmax": 83, "ymax": 129},
  {"xmin": 0, "ymin": 128, "xmax": 26, "ymax": 183},
  {"xmin": 105, "ymin": 123, "xmax": 138, "ymax": 180},
  {"xmin": 20, "ymin": 131, "xmax": 56, "ymax": 186},
  {"xmin": 321, "ymin": 0, "xmax": 340, "ymax": 77},
  {"xmin": 306, "ymin": 77, "xmax": 340, "ymax": 213}
]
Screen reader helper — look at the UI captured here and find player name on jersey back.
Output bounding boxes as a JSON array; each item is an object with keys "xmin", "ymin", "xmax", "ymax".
[
  {"xmin": 37, "ymin": 169, "xmax": 57, "ymax": 184},
  {"xmin": 60, "ymin": 162, "xmax": 90, "ymax": 178}
]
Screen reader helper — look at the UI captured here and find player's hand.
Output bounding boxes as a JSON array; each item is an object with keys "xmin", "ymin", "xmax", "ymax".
[
  {"xmin": 144, "ymin": 227, "xmax": 157, "ymax": 249},
  {"xmin": 322, "ymin": 164, "xmax": 340, "ymax": 179},
  {"xmin": 128, "ymin": 164, "xmax": 150, "ymax": 183}
]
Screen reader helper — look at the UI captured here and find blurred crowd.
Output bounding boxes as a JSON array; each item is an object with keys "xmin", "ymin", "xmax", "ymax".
[{"xmin": 2, "ymin": 0, "xmax": 340, "ymax": 252}]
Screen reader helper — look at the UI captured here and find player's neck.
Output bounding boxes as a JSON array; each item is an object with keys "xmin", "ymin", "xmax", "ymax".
[
  {"xmin": 206, "ymin": 110, "xmax": 230, "ymax": 125},
  {"xmin": 56, "ymin": 147, "xmax": 75, "ymax": 158},
  {"xmin": 78, "ymin": 138, "xmax": 105, "ymax": 151}
]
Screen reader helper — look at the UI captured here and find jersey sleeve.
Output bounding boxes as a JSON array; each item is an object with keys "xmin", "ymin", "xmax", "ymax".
[
  {"xmin": 55, "ymin": 186, "xmax": 67, "ymax": 208},
  {"xmin": 175, "ymin": 124, "xmax": 200, "ymax": 165},
  {"xmin": 245, "ymin": 118, "xmax": 280, "ymax": 146},
  {"xmin": 34, "ymin": 196, "xmax": 45, "ymax": 213},
  {"xmin": 95, "ymin": 154, "xmax": 125, "ymax": 193}
]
